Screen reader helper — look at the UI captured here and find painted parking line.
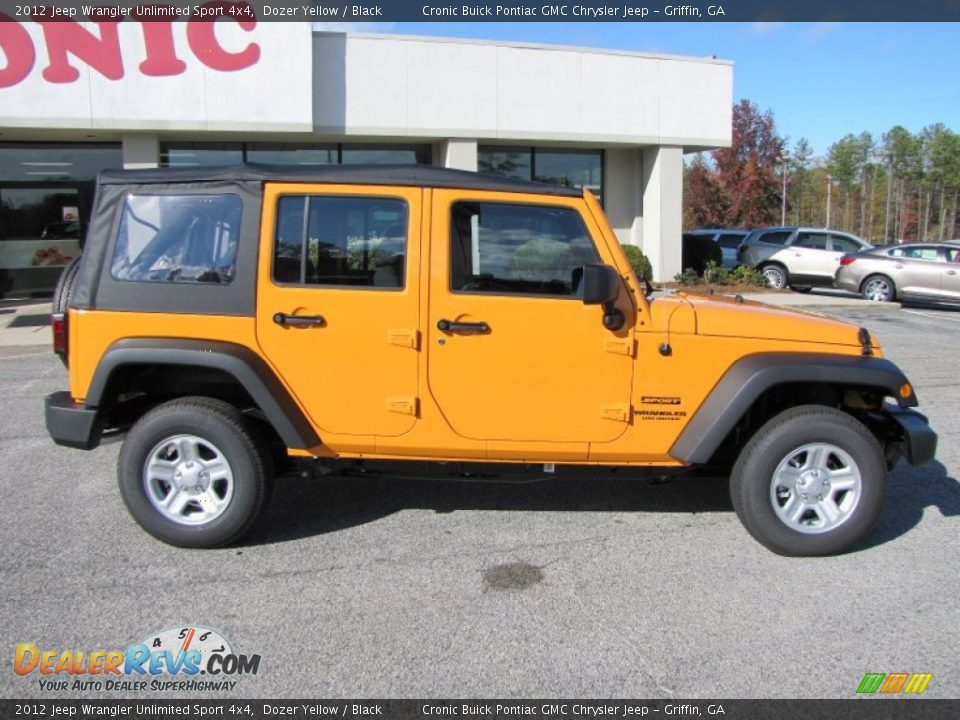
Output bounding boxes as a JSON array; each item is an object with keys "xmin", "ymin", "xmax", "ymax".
[{"xmin": 903, "ymin": 309, "xmax": 960, "ymax": 324}]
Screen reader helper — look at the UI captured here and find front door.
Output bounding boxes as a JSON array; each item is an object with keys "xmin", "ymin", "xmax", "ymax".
[
  {"xmin": 943, "ymin": 246, "xmax": 960, "ymax": 299},
  {"xmin": 256, "ymin": 183, "xmax": 421, "ymax": 438},
  {"xmin": 426, "ymin": 190, "xmax": 634, "ymax": 447}
]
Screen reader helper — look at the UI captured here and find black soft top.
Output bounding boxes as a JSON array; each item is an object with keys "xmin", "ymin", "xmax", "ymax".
[{"xmin": 96, "ymin": 163, "xmax": 583, "ymax": 198}]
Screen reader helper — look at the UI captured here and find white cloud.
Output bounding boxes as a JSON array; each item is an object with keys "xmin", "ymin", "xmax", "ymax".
[{"xmin": 801, "ymin": 22, "xmax": 842, "ymax": 44}]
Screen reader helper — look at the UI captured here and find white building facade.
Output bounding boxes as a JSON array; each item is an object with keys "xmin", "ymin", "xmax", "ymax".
[{"xmin": 0, "ymin": 22, "xmax": 732, "ymax": 295}]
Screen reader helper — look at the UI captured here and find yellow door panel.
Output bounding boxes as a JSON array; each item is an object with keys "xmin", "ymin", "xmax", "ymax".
[
  {"xmin": 255, "ymin": 183, "xmax": 421, "ymax": 438},
  {"xmin": 426, "ymin": 189, "xmax": 634, "ymax": 447}
]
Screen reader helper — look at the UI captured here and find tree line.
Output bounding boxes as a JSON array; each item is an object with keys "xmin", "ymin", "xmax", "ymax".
[{"xmin": 684, "ymin": 100, "xmax": 960, "ymax": 243}]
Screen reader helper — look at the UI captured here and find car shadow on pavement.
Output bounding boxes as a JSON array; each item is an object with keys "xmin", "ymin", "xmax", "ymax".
[
  {"xmin": 246, "ymin": 471, "xmax": 735, "ymax": 546},
  {"xmin": 858, "ymin": 459, "xmax": 960, "ymax": 551}
]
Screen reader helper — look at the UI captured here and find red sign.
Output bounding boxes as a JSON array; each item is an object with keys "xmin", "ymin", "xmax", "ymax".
[{"xmin": 0, "ymin": 4, "xmax": 260, "ymax": 89}]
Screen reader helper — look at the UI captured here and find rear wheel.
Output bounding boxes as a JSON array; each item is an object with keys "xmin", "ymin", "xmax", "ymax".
[
  {"xmin": 760, "ymin": 263, "xmax": 788, "ymax": 290},
  {"xmin": 118, "ymin": 397, "xmax": 271, "ymax": 548},
  {"xmin": 51, "ymin": 256, "xmax": 82, "ymax": 367},
  {"xmin": 861, "ymin": 274, "xmax": 896, "ymax": 302},
  {"xmin": 730, "ymin": 405, "xmax": 887, "ymax": 556}
]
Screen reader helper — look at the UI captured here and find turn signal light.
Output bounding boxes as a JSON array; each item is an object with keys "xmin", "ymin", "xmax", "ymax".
[
  {"xmin": 51, "ymin": 312, "xmax": 67, "ymax": 357},
  {"xmin": 899, "ymin": 383, "xmax": 913, "ymax": 399},
  {"xmin": 839, "ymin": 255, "xmax": 857, "ymax": 266}
]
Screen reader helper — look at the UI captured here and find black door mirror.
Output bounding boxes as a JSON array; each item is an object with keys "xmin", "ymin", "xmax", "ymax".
[
  {"xmin": 580, "ymin": 264, "xmax": 625, "ymax": 331},
  {"xmin": 581, "ymin": 264, "xmax": 620, "ymax": 305}
]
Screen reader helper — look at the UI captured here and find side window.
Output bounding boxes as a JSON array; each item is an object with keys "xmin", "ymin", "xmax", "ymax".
[
  {"xmin": 793, "ymin": 232, "xmax": 829, "ymax": 250},
  {"xmin": 111, "ymin": 194, "xmax": 241, "ymax": 283},
  {"xmin": 947, "ymin": 248, "xmax": 960, "ymax": 263},
  {"xmin": 717, "ymin": 233, "xmax": 744, "ymax": 249},
  {"xmin": 273, "ymin": 195, "xmax": 407, "ymax": 289},
  {"xmin": 831, "ymin": 235, "xmax": 863, "ymax": 253},
  {"xmin": 901, "ymin": 246, "xmax": 941, "ymax": 261},
  {"xmin": 758, "ymin": 230, "xmax": 792, "ymax": 246},
  {"xmin": 450, "ymin": 201, "xmax": 601, "ymax": 297}
]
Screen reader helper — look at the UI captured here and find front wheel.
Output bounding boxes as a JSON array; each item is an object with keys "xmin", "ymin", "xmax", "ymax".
[
  {"xmin": 118, "ymin": 397, "xmax": 271, "ymax": 548},
  {"xmin": 760, "ymin": 264, "xmax": 788, "ymax": 290},
  {"xmin": 730, "ymin": 405, "xmax": 887, "ymax": 556}
]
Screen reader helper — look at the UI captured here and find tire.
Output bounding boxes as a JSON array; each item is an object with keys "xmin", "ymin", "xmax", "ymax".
[
  {"xmin": 789, "ymin": 285, "xmax": 813, "ymax": 294},
  {"xmin": 52, "ymin": 255, "xmax": 82, "ymax": 314},
  {"xmin": 861, "ymin": 274, "xmax": 896, "ymax": 303},
  {"xmin": 51, "ymin": 256, "xmax": 82, "ymax": 367},
  {"xmin": 118, "ymin": 397, "xmax": 271, "ymax": 548},
  {"xmin": 760, "ymin": 263, "xmax": 788, "ymax": 290},
  {"xmin": 729, "ymin": 405, "xmax": 887, "ymax": 557}
]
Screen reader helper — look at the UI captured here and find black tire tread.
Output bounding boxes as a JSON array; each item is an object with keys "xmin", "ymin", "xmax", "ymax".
[
  {"xmin": 118, "ymin": 396, "xmax": 270, "ymax": 548},
  {"xmin": 730, "ymin": 404, "xmax": 887, "ymax": 557}
]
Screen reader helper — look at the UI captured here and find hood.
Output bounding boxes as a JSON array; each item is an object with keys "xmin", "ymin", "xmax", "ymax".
[{"xmin": 677, "ymin": 293, "xmax": 876, "ymax": 350}]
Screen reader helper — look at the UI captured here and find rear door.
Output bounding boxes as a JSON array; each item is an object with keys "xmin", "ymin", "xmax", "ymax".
[
  {"xmin": 893, "ymin": 246, "xmax": 945, "ymax": 298},
  {"xmin": 716, "ymin": 233, "xmax": 745, "ymax": 269},
  {"xmin": 789, "ymin": 231, "xmax": 832, "ymax": 280},
  {"xmin": 426, "ymin": 190, "xmax": 634, "ymax": 450},
  {"xmin": 255, "ymin": 183, "xmax": 421, "ymax": 438}
]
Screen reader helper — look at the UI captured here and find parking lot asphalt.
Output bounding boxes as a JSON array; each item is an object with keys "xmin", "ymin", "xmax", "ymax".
[{"xmin": 1, "ymin": 302, "xmax": 958, "ymax": 700}]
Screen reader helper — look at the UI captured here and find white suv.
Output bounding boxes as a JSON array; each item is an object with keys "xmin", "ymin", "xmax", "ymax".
[{"xmin": 738, "ymin": 227, "xmax": 872, "ymax": 291}]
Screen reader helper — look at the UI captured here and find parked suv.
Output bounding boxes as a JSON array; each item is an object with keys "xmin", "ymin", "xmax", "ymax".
[
  {"xmin": 685, "ymin": 228, "xmax": 750, "ymax": 270},
  {"xmin": 739, "ymin": 226, "xmax": 872, "ymax": 290},
  {"xmin": 45, "ymin": 165, "xmax": 935, "ymax": 556}
]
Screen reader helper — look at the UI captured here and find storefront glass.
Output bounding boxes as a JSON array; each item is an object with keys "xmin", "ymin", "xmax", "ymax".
[
  {"xmin": 479, "ymin": 146, "xmax": 603, "ymax": 205},
  {"xmin": 0, "ymin": 143, "xmax": 120, "ymax": 297}
]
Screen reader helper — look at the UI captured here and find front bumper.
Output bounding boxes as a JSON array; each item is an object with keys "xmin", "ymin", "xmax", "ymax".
[
  {"xmin": 884, "ymin": 404, "xmax": 937, "ymax": 466},
  {"xmin": 45, "ymin": 391, "xmax": 101, "ymax": 450}
]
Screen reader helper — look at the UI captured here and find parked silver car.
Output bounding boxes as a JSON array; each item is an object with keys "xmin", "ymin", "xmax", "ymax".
[
  {"xmin": 738, "ymin": 226, "xmax": 872, "ymax": 290},
  {"xmin": 835, "ymin": 242, "xmax": 960, "ymax": 302}
]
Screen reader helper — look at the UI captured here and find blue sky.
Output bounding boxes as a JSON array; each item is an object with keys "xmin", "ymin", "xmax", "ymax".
[{"xmin": 326, "ymin": 22, "xmax": 959, "ymax": 159}]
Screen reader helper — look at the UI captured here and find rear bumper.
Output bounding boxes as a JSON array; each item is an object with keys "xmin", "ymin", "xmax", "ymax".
[
  {"xmin": 884, "ymin": 404, "xmax": 937, "ymax": 466},
  {"xmin": 45, "ymin": 391, "xmax": 101, "ymax": 450}
]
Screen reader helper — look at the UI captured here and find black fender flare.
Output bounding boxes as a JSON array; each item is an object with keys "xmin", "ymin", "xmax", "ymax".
[
  {"xmin": 669, "ymin": 352, "xmax": 916, "ymax": 464},
  {"xmin": 86, "ymin": 338, "xmax": 320, "ymax": 450}
]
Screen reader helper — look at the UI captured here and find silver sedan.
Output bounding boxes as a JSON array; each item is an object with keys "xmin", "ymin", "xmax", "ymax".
[{"xmin": 835, "ymin": 242, "xmax": 960, "ymax": 302}]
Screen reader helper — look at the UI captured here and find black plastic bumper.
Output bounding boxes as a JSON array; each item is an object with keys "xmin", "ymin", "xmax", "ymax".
[
  {"xmin": 885, "ymin": 405, "xmax": 937, "ymax": 466},
  {"xmin": 45, "ymin": 391, "xmax": 101, "ymax": 450}
]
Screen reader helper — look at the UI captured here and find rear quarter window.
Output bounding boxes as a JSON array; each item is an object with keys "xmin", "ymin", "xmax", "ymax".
[
  {"xmin": 111, "ymin": 194, "xmax": 242, "ymax": 284},
  {"xmin": 756, "ymin": 230, "xmax": 792, "ymax": 246}
]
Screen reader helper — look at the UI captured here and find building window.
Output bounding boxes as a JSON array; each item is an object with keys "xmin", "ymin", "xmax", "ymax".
[
  {"xmin": 0, "ymin": 142, "xmax": 123, "ymax": 182},
  {"xmin": 161, "ymin": 143, "xmax": 432, "ymax": 168},
  {"xmin": 160, "ymin": 143, "xmax": 244, "ymax": 168},
  {"xmin": 245, "ymin": 144, "xmax": 338, "ymax": 166},
  {"xmin": 479, "ymin": 146, "xmax": 603, "ymax": 205}
]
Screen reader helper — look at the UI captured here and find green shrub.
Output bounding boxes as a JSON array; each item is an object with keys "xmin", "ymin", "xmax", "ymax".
[
  {"xmin": 674, "ymin": 268, "xmax": 701, "ymax": 286},
  {"xmin": 621, "ymin": 244, "xmax": 653, "ymax": 279},
  {"xmin": 729, "ymin": 264, "xmax": 767, "ymax": 286}
]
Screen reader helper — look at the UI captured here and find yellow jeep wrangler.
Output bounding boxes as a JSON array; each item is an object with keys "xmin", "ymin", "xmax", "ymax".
[{"xmin": 45, "ymin": 165, "xmax": 936, "ymax": 555}]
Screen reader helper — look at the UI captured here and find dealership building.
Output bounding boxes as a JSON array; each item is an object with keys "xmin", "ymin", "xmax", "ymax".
[{"xmin": 0, "ymin": 21, "xmax": 732, "ymax": 295}]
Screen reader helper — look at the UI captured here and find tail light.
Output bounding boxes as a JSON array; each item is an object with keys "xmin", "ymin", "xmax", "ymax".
[
  {"xmin": 51, "ymin": 312, "xmax": 67, "ymax": 357},
  {"xmin": 839, "ymin": 255, "xmax": 857, "ymax": 266}
]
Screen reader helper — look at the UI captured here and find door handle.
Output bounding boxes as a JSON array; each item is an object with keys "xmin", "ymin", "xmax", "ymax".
[
  {"xmin": 273, "ymin": 312, "xmax": 326, "ymax": 327},
  {"xmin": 895, "ymin": 263, "xmax": 904, "ymax": 269},
  {"xmin": 437, "ymin": 319, "xmax": 490, "ymax": 335},
  {"xmin": 947, "ymin": 270, "xmax": 958, "ymax": 276}
]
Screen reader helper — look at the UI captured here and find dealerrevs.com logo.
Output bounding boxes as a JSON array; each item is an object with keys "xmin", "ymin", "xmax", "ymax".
[
  {"xmin": 14, "ymin": 626, "xmax": 261, "ymax": 693},
  {"xmin": 857, "ymin": 672, "xmax": 933, "ymax": 695}
]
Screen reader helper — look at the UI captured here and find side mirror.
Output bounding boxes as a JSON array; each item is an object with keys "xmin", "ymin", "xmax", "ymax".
[
  {"xmin": 581, "ymin": 264, "xmax": 620, "ymax": 305},
  {"xmin": 580, "ymin": 264, "xmax": 625, "ymax": 331}
]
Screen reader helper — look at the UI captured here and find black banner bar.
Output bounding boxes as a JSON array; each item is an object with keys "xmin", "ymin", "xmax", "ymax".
[
  {"xmin": 0, "ymin": 0, "xmax": 959, "ymax": 22},
  {"xmin": 2, "ymin": 700, "xmax": 959, "ymax": 720}
]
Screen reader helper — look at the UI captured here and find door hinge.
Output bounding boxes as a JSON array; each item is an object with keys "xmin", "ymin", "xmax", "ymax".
[
  {"xmin": 600, "ymin": 404, "xmax": 632, "ymax": 423},
  {"xmin": 603, "ymin": 337, "xmax": 635, "ymax": 357},
  {"xmin": 386, "ymin": 396, "xmax": 419, "ymax": 416},
  {"xmin": 387, "ymin": 329, "xmax": 420, "ymax": 350}
]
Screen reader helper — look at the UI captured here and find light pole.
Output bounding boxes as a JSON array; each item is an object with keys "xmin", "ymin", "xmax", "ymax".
[
  {"xmin": 826, "ymin": 175, "xmax": 833, "ymax": 228},
  {"xmin": 781, "ymin": 152, "xmax": 790, "ymax": 226}
]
